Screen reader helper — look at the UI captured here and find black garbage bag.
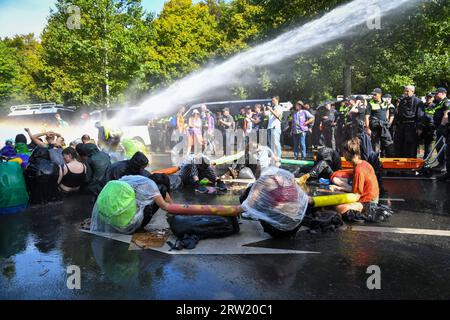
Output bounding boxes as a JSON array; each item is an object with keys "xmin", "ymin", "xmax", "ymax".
[
  {"xmin": 24, "ymin": 147, "xmax": 61, "ymax": 205},
  {"xmin": 167, "ymin": 215, "xmax": 240, "ymax": 240},
  {"xmin": 301, "ymin": 210, "xmax": 343, "ymax": 233}
]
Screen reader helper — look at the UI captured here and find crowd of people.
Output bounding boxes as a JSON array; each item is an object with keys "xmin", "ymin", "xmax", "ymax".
[{"xmin": 0, "ymin": 84, "xmax": 449, "ymax": 236}]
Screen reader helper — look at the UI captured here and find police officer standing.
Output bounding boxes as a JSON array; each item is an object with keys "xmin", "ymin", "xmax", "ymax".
[
  {"xmin": 346, "ymin": 95, "xmax": 366, "ymax": 139},
  {"xmin": 420, "ymin": 93, "xmax": 437, "ymax": 160},
  {"xmin": 336, "ymin": 99, "xmax": 349, "ymax": 152},
  {"xmin": 365, "ymin": 88, "xmax": 394, "ymax": 156},
  {"xmin": 431, "ymin": 88, "xmax": 450, "ymax": 170},
  {"xmin": 394, "ymin": 85, "xmax": 423, "ymax": 158},
  {"xmin": 320, "ymin": 100, "xmax": 338, "ymax": 149},
  {"xmin": 437, "ymin": 106, "xmax": 450, "ymax": 182}
]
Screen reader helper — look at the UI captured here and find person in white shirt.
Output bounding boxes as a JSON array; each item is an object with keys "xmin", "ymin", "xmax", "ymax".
[{"xmin": 266, "ymin": 96, "xmax": 283, "ymax": 158}]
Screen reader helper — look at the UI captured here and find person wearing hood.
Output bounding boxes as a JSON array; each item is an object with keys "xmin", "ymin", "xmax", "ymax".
[
  {"xmin": 24, "ymin": 147, "xmax": 61, "ymax": 204},
  {"xmin": 105, "ymin": 151, "xmax": 151, "ymax": 183},
  {"xmin": 76, "ymin": 143, "xmax": 111, "ymax": 195}
]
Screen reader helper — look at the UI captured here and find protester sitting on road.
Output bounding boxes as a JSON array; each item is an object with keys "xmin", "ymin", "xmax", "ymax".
[
  {"xmin": 24, "ymin": 128, "xmax": 65, "ymax": 166},
  {"xmin": 14, "ymin": 134, "xmax": 31, "ymax": 155},
  {"xmin": 76, "ymin": 143, "xmax": 111, "ymax": 196},
  {"xmin": 329, "ymin": 138, "xmax": 379, "ymax": 218},
  {"xmin": 296, "ymin": 146, "xmax": 341, "ymax": 184},
  {"xmin": 58, "ymin": 147, "xmax": 87, "ymax": 193},
  {"xmin": 24, "ymin": 147, "xmax": 61, "ymax": 205},
  {"xmin": 179, "ymin": 153, "xmax": 227, "ymax": 193},
  {"xmin": 105, "ymin": 151, "xmax": 151, "ymax": 182},
  {"xmin": 81, "ymin": 134, "xmax": 92, "ymax": 144}
]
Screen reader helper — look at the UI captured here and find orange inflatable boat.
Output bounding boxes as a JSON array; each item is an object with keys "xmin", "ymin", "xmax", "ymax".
[{"xmin": 341, "ymin": 158, "xmax": 425, "ymax": 170}]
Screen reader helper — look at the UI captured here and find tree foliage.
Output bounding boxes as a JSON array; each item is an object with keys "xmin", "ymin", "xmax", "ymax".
[{"xmin": 0, "ymin": 0, "xmax": 448, "ymax": 111}]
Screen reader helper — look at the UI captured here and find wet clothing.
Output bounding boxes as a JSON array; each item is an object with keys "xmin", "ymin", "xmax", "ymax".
[
  {"xmin": 60, "ymin": 163, "xmax": 87, "ymax": 189},
  {"xmin": 48, "ymin": 148, "xmax": 64, "ymax": 166},
  {"xmin": 321, "ymin": 108, "xmax": 337, "ymax": 149},
  {"xmin": 105, "ymin": 152, "xmax": 150, "ymax": 182},
  {"xmin": 24, "ymin": 147, "xmax": 61, "ymax": 204},
  {"xmin": 353, "ymin": 161, "xmax": 379, "ymax": 203},
  {"xmin": 394, "ymin": 95, "xmax": 423, "ymax": 157},
  {"xmin": 83, "ymin": 144, "xmax": 111, "ymax": 196},
  {"xmin": 179, "ymin": 155, "xmax": 217, "ymax": 185}
]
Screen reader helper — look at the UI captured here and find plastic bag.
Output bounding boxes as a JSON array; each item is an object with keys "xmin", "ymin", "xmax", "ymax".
[
  {"xmin": 90, "ymin": 175, "xmax": 161, "ymax": 234},
  {"xmin": 168, "ymin": 215, "xmax": 240, "ymax": 239},
  {"xmin": 238, "ymin": 167, "xmax": 256, "ymax": 180},
  {"xmin": 0, "ymin": 162, "xmax": 29, "ymax": 214},
  {"xmin": 241, "ymin": 168, "xmax": 309, "ymax": 231}
]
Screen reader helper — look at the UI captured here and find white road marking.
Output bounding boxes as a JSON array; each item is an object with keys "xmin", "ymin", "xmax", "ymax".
[
  {"xmin": 379, "ymin": 198, "xmax": 406, "ymax": 202},
  {"xmin": 81, "ymin": 220, "xmax": 320, "ymax": 255},
  {"xmin": 346, "ymin": 226, "xmax": 450, "ymax": 237}
]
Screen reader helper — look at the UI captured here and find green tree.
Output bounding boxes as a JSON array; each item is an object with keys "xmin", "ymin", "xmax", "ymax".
[
  {"xmin": 0, "ymin": 41, "xmax": 20, "ymax": 110},
  {"xmin": 41, "ymin": 0, "xmax": 153, "ymax": 108}
]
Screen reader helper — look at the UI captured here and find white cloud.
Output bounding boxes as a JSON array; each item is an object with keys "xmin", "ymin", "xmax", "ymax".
[{"xmin": 0, "ymin": 0, "xmax": 55, "ymax": 38}]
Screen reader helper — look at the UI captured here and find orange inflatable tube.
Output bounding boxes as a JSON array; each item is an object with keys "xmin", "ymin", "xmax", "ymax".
[
  {"xmin": 166, "ymin": 204, "xmax": 241, "ymax": 217},
  {"xmin": 151, "ymin": 167, "xmax": 179, "ymax": 175},
  {"xmin": 341, "ymin": 158, "xmax": 425, "ymax": 170}
]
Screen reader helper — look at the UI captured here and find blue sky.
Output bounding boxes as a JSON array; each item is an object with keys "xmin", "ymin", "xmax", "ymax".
[{"xmin": 0, "ymin": 0, "xmax": 200, "ymax": 38}]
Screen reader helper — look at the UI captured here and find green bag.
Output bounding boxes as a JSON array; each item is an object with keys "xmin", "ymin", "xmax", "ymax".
[
  {"xmin": 97, "ymin": 181, "xmax": 137, "ymax": 228},
  {"xmin": 0, "ymin": 162, "xmax": 29, "ymax": 213}
]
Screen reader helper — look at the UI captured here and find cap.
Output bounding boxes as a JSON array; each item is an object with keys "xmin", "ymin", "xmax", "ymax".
[
  {"xmin": 371, "ymin": 88, "xmax": 382, "ymax": 95},
  {"xmin": 437, "ymin": 87, "xmax": 447, "ymax": 94},
  {"xmin": 426, "ymin": 92, "xmax": 435, "ymax": 98},
  {"xmin": 349, "ymin": 95, "xmax": 357, "ymax": 101},
  {"xmin": 356, "ymin": 95, "xmax": 365, "ymax": 101},
  {"xmin": 192, "ymin": 109, "xmax": 200, "ymax": 114},
  {"xmin": 383, "ymin": 94, "xmax": 392, "ymax": 99}
]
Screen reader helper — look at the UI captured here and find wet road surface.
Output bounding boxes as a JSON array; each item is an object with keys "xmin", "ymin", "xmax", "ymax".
[{"xmin": 1, "ymin": 154, "xmax": 450, "ymax": 300}]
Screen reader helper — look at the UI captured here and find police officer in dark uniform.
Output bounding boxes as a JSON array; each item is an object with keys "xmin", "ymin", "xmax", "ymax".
[
  {"xmin": 394, "ymin": 85, "xmax": 424, "ymax": 158},
  {"xmin": 437, "ymin": 104, "xmax": 450, "ymax": 181},
  {"xmin": 419, "ymin": 93, "xmax": 437, "ymax": 160},
  {"xmin": 320, "ymin": 100, "xmax": 338, "ymax": 149},
  {"xmin": 365, "ymin": 88, "xmax": 394, "ymax": 157},
  {"xmin": 431, "ymin": 88, "xmax": 450, "ymax": 170},
  {"xmin": 336, "ymin": 99, "xmax": 349, "ymax": 152},
  {"xmin": 346, "ymin": 96, "xmax": 367, "ymax": 139}
]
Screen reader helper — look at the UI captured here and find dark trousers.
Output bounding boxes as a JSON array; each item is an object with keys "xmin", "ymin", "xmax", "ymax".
[
  {"xmin": 394, "ymin": 123, "xmax": 418, "ymax": 158},
  {"xmin": 370, "ymin": 122, "xmax": 394, "ymax": 157},
  {"xmin": 422, "ymin": 128, "xmax": 436, "ymax": 160},
  {"xmin": 323, "ymin": 126, "xmax": 336, "ymax": 149}
]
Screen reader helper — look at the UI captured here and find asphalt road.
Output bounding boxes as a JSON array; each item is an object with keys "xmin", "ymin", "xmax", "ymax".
[{"xmin": 1, "ymin": 154, "xmax": 450, "ymax": 300}]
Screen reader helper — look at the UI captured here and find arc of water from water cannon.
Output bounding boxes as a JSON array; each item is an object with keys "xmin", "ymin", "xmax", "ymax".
[{"xmin": 112, "ymin": 0, "xmax": 418, "ymax": 125}]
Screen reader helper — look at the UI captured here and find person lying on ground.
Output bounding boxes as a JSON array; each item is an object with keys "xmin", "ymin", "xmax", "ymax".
[
  {"xmin": 179, "ymin": 153, "xmax": 227, "ymax": 193},
  {"xmin": 329, "ymin": 138, "xmax": 379, "ymax": 218},
  {"xmin": 58, "ymin": 147, "xmax": 87, "ymax": 193},
  {"xmin": 104, "ymin": 151, "xmax": 151, "ymax": 183}
]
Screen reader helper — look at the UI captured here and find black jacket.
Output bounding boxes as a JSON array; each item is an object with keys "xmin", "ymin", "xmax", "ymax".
[{"xmin": 395, "ymin": 95, "xmax": 423, "ymax": 125}]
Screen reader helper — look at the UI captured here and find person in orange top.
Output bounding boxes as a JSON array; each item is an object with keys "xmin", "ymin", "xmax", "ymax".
[{"xmin": 329, "ymin": 138, "xmax": 379, "ymax": 216}]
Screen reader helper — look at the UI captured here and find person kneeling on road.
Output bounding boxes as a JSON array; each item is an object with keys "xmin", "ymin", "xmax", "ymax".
[
  {"xmin": 179, "ymin": 154, "xmax": 227, "ymax": 193},
  {"xmin": 329, "ymin": 138, "xmax": 380, "ymax": 220}
]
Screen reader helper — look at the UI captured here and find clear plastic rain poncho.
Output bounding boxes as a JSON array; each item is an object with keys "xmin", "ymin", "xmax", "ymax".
[
  {"xmin": 90, "ymin": 175, "xmax": 161, "ymax": 234},
  {"xmin": 241, "ymin": 168, "xmax": 309, "ymax": 231}
]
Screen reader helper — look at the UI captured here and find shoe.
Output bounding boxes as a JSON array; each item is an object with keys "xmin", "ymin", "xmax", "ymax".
[
  {"xmin": 343, "ymin": 210, "xmax": 365, "ymax": 223},
  {"xmin": 216, "ymin": 180, "xmax": 228, "ymax": 191},
  {"xmin": 194, "ymin": 181, "xmax": 208, "ymax": 193}
]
